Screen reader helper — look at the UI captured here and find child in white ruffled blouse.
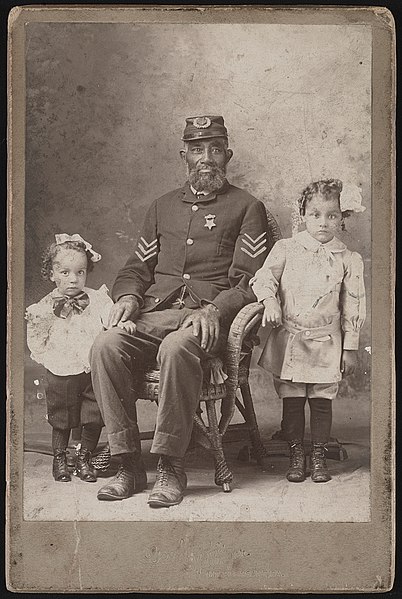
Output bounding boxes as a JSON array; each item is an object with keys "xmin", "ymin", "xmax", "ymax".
[
  {"xmin": 25, "ymin": 234, "xmax": 135, "ymax": 483},
  {"xmin": 251, "ymin": 179, "xmax": 366, "ymax": 484}
]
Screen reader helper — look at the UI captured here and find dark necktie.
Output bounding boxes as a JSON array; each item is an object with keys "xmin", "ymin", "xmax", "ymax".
[{"xmin": 53, "ymin": 291, "xmax": 90, "ymax": 319}]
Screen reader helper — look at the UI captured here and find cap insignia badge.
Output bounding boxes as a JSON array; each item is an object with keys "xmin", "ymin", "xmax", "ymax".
[
  {"xmin": 193, "ymin": 116, "xmax": 211, "ymax": 129},
  {"xmin": 204, "ymin": 214, "xmax": 216, "ymax": 230}
]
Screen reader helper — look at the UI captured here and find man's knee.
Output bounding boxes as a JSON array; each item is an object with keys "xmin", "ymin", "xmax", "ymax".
[
  {"xmin": 90, "ymin": 328, "xmax": 127, "ymax": 364},
  {"xmin": 158, "ymin": 329, "xmax": 200, "ymax": 363}
]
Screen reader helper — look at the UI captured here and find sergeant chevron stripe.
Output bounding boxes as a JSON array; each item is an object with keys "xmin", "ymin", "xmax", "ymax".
[
  {"xmin": 240, "ymin": 232, "xmax": 267, "ymax": 258},
  {"xmin": 135, "ymin": 237, "xmax": 158, "ymax": 262}
]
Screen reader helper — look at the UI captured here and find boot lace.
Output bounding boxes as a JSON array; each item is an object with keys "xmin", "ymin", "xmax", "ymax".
[
  {"xmin": 114, "ymin": 464, "xmax": 133, "ymax": 482},
  {"xmin": 289, "ymin": 442, "xmax": 304, "ymax": 468},
  {"xmin": 311, "ymin": 445, "xmax": 327, "ymax": 468},
  {"xmin": 156, "ymin": 460, "xmax": 171, "ymax": 486},
  {"xmin": 76, "ymin": 448, "xmax": 91, "ymax": 462},
  {"xmin": 54, "ymin": 450, "xmax": 67, "ymax": 464}
]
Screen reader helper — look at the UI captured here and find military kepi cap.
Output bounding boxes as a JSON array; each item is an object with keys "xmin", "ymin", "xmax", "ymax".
[{"xmin": 182, "ymin": 115, "xmax": 228, "ymax": 141}]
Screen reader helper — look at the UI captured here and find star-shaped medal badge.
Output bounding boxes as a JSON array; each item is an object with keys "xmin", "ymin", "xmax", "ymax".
[{"xmin": 204, "ymin": 214, "xmax": 217, "ymax": 230}]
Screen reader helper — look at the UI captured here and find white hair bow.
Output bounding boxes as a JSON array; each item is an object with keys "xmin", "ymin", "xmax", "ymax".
[
  {"xmin": 340, "ymin": 183, "xmax": 366, "ymax": 213},
  {"xmin": 54, "ymin": 233, "xmax": 102, "ymax": 262}
]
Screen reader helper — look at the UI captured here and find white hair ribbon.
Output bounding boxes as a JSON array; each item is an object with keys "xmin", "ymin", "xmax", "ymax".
[
  {"xmin": 54, "ymin": 233, "xmax": 102, "ymax": 262},
  {"xmin": 339, "ymin": 183, "xmax": 366, "ymax": 213}
]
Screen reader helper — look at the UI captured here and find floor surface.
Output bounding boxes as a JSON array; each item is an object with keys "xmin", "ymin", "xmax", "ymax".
[{"xmin": 23, "ymin": 365, "xmax": 371, "ymax": 522}]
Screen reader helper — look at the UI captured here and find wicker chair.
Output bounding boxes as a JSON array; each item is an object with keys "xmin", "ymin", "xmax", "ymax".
[{"xmin": 92, "ymin": 210, "xmax": 282, "ymax": 490}]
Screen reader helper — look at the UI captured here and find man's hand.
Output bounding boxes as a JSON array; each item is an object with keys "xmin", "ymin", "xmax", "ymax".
[
  {"xmin": 117, "ymin": 319, "xmax": 137, "ymax": 335},
  {"xmin": 262, "ymin": 299, "xmax": 282, "ymax": 328},
  {"xmin": 181, "ymin": 305, "xmax": 220, "ymax": 353},
  {"xmin": 341, "ymin": 349, "xmax": 357, "ymax": 377},
  {"xmin": 107, "ymin": 295, "xmax": 140, "ymax": 329}
]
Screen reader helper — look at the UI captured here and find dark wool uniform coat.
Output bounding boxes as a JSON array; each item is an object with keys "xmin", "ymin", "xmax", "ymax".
[{"xmin": 112, "ymin": 180, "xmax": 273, "ymax": 326}]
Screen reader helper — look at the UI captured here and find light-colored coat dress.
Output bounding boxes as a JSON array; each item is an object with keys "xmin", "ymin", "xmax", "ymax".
[{"xmin": 250, "ymin": 230, "xmax": 366, "ymax": 384}]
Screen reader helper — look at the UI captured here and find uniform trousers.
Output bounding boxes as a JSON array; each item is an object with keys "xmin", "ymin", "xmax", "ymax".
[{"xmin": 90, "ymin": 308, "xmax": 227, "ymax": 459}]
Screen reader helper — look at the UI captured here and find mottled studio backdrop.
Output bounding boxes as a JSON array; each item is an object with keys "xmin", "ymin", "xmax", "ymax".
[{"xmin": 25, "ymin": 23, "xmax": 371, "ymax": 395}]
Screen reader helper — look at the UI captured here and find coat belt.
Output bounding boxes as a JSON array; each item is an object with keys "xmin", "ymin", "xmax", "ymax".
[{"xmin": 282, "ymin": 315, "xmax": 341, "ymax": 339}]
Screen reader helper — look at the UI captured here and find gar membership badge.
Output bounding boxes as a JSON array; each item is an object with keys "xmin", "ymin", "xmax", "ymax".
[{"xmin": 204, "ymin": 214, "xmax": 216, "ymax": 230}]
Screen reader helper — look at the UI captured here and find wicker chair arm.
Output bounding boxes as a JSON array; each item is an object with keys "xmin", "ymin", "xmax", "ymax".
[
  {"xmin": 228, "ymin": 302, "xmax": 265, "ymax": 349},
  {"xmin": 219, "ymin": 302, "xmax": 264, "ymax": 434},
  {"xmin": 266, "ymin": 209, "xmax": 282, "ymax": 244}
]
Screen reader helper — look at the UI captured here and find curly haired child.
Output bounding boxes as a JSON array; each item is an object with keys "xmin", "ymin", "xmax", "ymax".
[
  {"xmin": 251, "ymin": 179, "xmax": 366, "ymax": 483},
  {"xmin": 25, "ymin": 234, "xmax": 134, "ymax": 483}
]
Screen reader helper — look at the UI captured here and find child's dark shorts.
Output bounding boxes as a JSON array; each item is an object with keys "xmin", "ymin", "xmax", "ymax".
[{"xmin": 44, "ymin": 370, "xmax": 104, "ymax": 429}]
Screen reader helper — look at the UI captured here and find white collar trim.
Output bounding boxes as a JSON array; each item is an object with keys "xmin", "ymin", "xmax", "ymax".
[
  {"xmin": 190, "ymin": 185, "xmax": 209, "ymax": 196},
  {"xmin": 294, "ymin": 230, "xmax": 347, "ymax": 253}
]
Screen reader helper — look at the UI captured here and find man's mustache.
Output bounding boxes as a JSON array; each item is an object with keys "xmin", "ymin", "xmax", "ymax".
[
  {"xmin": 187, "ymin": 161, "xmax": 227, "ymax": 192},
  {"xmin": 191, "ymin": 163, "xmax": 223, "ymax": 172}
]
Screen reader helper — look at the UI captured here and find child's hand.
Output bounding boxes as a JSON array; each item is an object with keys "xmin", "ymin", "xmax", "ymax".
[
  {"xmin": 262, "ymin": 299, "xmax": 282, "ymax": 328},
  {"xmin": 117, "ymin": 319, "xmax": 137, "ymax": 335},
  {"xmin": 341, "ymin": 350, "xmax": 357, "ymax": 377}
]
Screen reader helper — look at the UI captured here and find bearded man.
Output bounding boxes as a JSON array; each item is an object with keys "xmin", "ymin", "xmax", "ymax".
[{"xmin": 90, "ymin": 115, "xmax": 273, "ymax": 507}]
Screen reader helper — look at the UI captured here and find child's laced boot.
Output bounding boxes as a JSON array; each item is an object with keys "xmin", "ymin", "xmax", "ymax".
[
  {"xmin": 97, "ymin": 452, "xmax": 147, "ymax": 500},
  {"xmin": 148, "ymin": 456, "xmax": 187, "ymax": 508},
  {"xmin": 286, "ymin": 440, "xmax": 306, "ymax": 482},
  {"xmin": 52, "ymin": 449, "xmax": 71, "ymax": 482},
  {"xmin": 75, "ymin": 446, "xmax": 97, "ymax": 482},
  {"xmin": 310, "ymin": 443, "xmax": 331, "ymax": 482}
]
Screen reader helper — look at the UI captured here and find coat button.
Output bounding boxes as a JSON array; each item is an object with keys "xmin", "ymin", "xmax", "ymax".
[
  {"xmin": 183, "ymin": 273, "xmax": 191, "ymax": 280},
  {"xmin": 305, "ymin": 330, "xmax": 311, "ymax": 337},
  {"xmin": 186, "ymin": 238, "xmax": 194, "ymax": 245},
  {"xmin": 192, "ymin": 205, "xmax": 199, "ymax": 212},
  {"xmin": 154, "ymin": 298, "xmax": 160, "ymax": 303}
]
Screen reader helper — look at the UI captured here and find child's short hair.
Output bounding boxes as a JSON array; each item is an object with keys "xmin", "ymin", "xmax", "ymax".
[
  {"xmin": 41, "ymin": 240, "xmax": 94, "ymax": 281},
  {"xmin": 298, "ymin": 179, "xmax": 344, "ymax": 216}
]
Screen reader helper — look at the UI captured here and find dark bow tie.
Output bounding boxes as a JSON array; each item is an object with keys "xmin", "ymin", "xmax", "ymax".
[{"xmin": 53, "ymin": 291, "xmax": 90, "ymax": 319}]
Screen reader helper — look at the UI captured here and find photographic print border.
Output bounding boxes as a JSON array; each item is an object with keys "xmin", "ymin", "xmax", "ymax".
[{"xmin": 7, "ymin": 5, "xmax": 395, "ymax": 592}]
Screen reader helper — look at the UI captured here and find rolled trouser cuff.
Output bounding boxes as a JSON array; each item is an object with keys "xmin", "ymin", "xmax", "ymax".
[
  {"xmin": 151, "ymin": 431, "xmax": 188, "ymax": 458},
  {"xmin": 108, "ymin": 427, "xmax": 141, "ymax": 456}
]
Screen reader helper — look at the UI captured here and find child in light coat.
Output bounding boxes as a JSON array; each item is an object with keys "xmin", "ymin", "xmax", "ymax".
[{"xmin": 251, "ymin": 180, "xmax": 366, "ymax": 483}]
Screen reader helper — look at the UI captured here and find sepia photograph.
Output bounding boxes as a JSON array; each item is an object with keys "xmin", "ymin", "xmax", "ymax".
[
  {"xmin": 23, "ymin": 16, "xmax": 371, "ymax": 523},
  {"xmin": 7, "ymin": 5, "xmax": 395, "ymax": 593}
]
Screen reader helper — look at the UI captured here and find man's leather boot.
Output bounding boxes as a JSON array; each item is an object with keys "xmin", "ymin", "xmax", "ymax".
[
  {"xmin": 97, "ymin": 452, "xmax": 147, "ymax": 500},
  {"xmin": 286, "ymin": 440, "xmax": 306, "ymax": 482},
  {"xmin": 75, "ymin": 447, "xmax": 97, "ymax": 483},
  {"xmin": 52, "ymin": 449, "xmax": 71, "ymax": 482},
  {"xmin": 147, "ymin": 456, "xmax": 187, "ymax": 508},
  {"xmin": 310, "ymin": 443, "xmax": 331, "ymax": 483}
]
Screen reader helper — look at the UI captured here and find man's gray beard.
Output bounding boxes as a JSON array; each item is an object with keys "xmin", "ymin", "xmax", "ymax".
[{"xmin": 187, "ymin": 165, "xmax": 227, "ymax": 193}]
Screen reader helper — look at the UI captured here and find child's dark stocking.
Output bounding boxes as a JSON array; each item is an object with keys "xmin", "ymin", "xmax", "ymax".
[
  {"xmin": 52, "ymin": 427, "xmax": 70, "ymax": 451},
  {"xmin": 51, "ymin": 428, "xmax": 71, "ymax": 482},
  {"xmin": 75, "ymin": 424, "xmax": 102, "ymax": 483},
  {"xmin": 309, "ymin": 397, "xmax": 332, "ymax": 443},
  {"xmin": 308, "ymin": 397, "xmax": 332, "ymax": 482},
  {"xmin": 282, "ymin": 397, "xmax": 307, "ymax": 482},
  {"xmin": 80, "ymin": 423, "xmax": 102, "ymax": 452},
  {"xmin": 282, "ymin": 397, "xmax": 306, "ymax": 441}
]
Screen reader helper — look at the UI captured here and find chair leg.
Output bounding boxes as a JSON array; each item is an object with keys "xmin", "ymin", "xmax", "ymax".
[
  {"xmin": 205, "ymin": 400, "xmax": 233, "ymax": 492},
  {"xmin": 239, "ymin": 381, "xmax": 270, "ymax": 471}
]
